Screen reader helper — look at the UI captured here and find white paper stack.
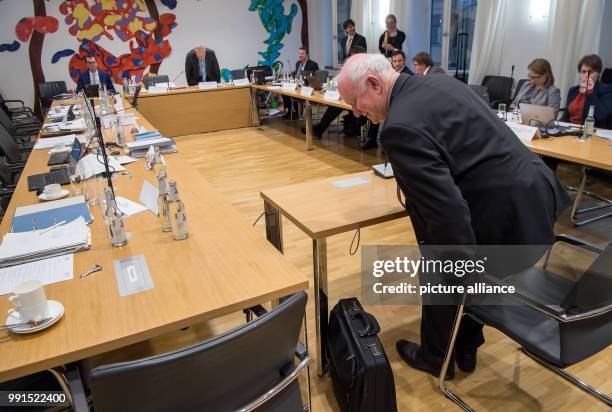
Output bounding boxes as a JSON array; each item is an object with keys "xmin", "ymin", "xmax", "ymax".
[
  {"xmin": 76, "ymin": 154, "xmax": 127, "ymax": 180},
  {"xmin": 0, "ymin": 217, "xmax": 90, "ymax": 267},
  {"xmin": 33, "ymin": 134, "xmax": 81, "ymax": 150},
  {"xmin": 126, "ymin": 137, "xmax": 177, "ymax": 158}
]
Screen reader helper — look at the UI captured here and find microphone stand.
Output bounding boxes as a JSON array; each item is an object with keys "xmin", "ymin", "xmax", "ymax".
[{"xmin": 89, "ymin": 98, "xmax": 116, "ymax": 199}]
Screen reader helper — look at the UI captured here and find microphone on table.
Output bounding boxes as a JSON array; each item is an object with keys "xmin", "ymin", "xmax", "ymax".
[
  {"xmin": 510, "ymin": 65, "xmax": 515, "ymax": 81},
  {"xmin": 170, "ymin": 70, "xmax": 184, "ymax": 89},
  {"xmin": 286, "ymin": 59, "xmax": 293, "ymax": 75}
]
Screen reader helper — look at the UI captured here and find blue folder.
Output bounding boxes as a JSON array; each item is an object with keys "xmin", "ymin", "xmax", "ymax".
[{"xmin": 11, "ymin": 202, "xmax": 93, "ymax": 233}]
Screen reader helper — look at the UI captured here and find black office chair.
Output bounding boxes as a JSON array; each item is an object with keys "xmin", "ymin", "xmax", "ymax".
[
  {"xmin": 38, "ymin": 81, "xmax": 67, "ymax": 116},
  {"xmin": 468, "ymin": 85, "xmax": 490, "ymax": 105},
  {"xmin": 0, "ymin": 124, "xmax": 31, "ymax": 172},
  {"xmin": 71, "ymin": 292, "xmax": 310, "ymax": 412},
  {"xmin": 0, "ymin": 93, "xmax": 37, "ymax": 122},
  {"xmin": 601, "ymin": 68, "xmax": 612, "ymax": 85},
  {"xmin": 314, "ymin": 70, "xmax": 329, "ymax": 84},
  {"xmin": 231, "ymin": 69, "xmax": 246, "ymax": 80},
  {"xmin": 143, "ymin": 75, "xmax": 170, "ymax": 89},
  {"xmin": 439, "ymin": 236, "xmax": 612, "ymax": 410},
  {"xmin": 0, "ymin": 108, "xmax": 39, "ymax": 143},
  {"xmin": 481, "ymin": 75, "xmax": 513, "ymax": 109}
]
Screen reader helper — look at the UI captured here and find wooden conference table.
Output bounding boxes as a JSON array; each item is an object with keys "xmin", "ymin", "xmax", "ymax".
[
  {"xmin": 0, "ymin": 99, "xmax": 308, "ymax": 383},
  {"xmin": 261, "ymin": 170, "xmax": 407, "ymax": 375},
  {"xmin": 137, "ymin": 84, "xmax": 253, "ymax": 137},
  {"xmin": 251, "ymin": 84, "xmax": 352, "ymax": 150},
  {"xmin": 524, "ymin": 133, "xmax": 612, "ymax": 225}
]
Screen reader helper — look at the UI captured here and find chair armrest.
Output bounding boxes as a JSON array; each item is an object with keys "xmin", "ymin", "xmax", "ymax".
[
  {"xmin": 554, "ymin": 234, "xmax": 604, "ymax": 254},
  {"xmin": 4, "ymin": 99, "xmax": 26, "ymax": 108},
  {"xmin": 65, "ymin": 363, "xmax": 90, "ymax": 412},
  {"xmin": 239, "ymin": 357, "xmax": 311, "ymax": 412}
]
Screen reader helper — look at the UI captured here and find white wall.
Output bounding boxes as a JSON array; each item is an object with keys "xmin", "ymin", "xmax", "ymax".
[
  {"xmin": 307, "ymin": 0, "xmax": 333, "ymax": 68},
  {"xmin": 499, "ymin": 0, "xmax": 550, "ymax": 80},
  {"xmin": 403, "ymin": 0, "xmax": 430, "ymax": 61},
  {"xmin": 0, "ymin": 0, "xmax": 305, "ymax": 108}
]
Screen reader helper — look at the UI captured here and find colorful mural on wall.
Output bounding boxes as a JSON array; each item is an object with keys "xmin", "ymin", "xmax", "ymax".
[{"xmin": 0, "ymin": 0, "xmax": 308, "ymax": 116}]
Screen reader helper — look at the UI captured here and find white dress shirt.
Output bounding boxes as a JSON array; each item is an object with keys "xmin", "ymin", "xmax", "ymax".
[{"xmin": 89, "ymin": 70, "xmax": 100, "ymax": 85}]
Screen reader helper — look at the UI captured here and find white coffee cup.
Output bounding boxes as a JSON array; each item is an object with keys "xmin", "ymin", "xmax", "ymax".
[
  {"xmin": 8, "ymin": 280, "xmax": 49, "ymax": 323},
  {"xmin": 43, "ymin": 183, "xmax": 62, "ymax": 196}
]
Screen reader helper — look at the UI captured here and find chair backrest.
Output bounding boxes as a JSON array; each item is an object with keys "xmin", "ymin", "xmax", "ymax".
[
  {"xmin": 90, "ymin": 292, "xmax": 307, "ymax": 412},
  {"xmin": 38, "ymin": 81, "xmax": 67, "ymax": 113},
  {"xmin": 0, "ymin": 108, "xmax": 16, "ymax": 135},
  {"xmin": 601, "ymin": 68, "xmax": 612, "ymax": 85},
  {"xmin": 511, "ymin": 78, "xmax": 529, "ymax": 101},
  {"xmin": 143, "ymin": 75, "xmax": 170, "ymax": 89},
  {"xmin": 314, "ymin": 70, "xmax": 329, "ymax": 84},
  {"xmin": 481, "ymin": 75, "xmax": 513, "ymax": 102},
  {"xmin": 231, "ymin": 69, "xmax": 245, "ymax": 80},
  {"xmin": 0, "ymin": 124, "xmax": 22, "ymax": 162},
  {"xmin": 0, "ymin": 157, "xmax": 15, "ymax": 186},
  {"xmin": 468, "ymin": 85, "xmax": 490, "ymax": 105}
]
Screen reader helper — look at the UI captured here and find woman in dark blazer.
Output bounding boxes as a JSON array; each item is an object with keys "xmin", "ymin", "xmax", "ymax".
[
  {"xmin": 563, "ymin": 54, "xmax": 612, "ymax": 128},
  {"xmin": 378, "ymin": 14, "xmax": 406, "ymax": 58}
]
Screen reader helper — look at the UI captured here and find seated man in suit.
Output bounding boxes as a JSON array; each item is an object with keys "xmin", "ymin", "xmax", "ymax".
[
  {"xmin": 341, "ymin": 19, "xmax": 367, "ymax": 63},
  {"xmin": 75, "ymin": 55, "xmax": 116, "ymax": 94},
  {"xmin": 283, "ymin": 47, "xmax": 320, "ymax": 119},
  {"xmin": 392, "ymin": 50, "xmax": 414, "ymax": 75},
  {"xmin": 185, "ymin": 45, "xmax": 221, "ymax": 86},
  {"xmin": 412, "ymin": 52, "xmax": 445, "ymax": 75}
]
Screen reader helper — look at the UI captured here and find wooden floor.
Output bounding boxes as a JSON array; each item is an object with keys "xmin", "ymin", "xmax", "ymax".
[{"xmin": 93, "ymin": 119, "xmax": 612, "ymax": 411}]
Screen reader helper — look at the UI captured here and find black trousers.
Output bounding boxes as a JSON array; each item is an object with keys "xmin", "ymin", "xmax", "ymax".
[
  {"xmin": 420, "ymin": 304, "xmax": 484, "ymax": 364},
  {"xmin": 282, "ymin": 95, "xmax": 299, "ymax": 114},
  {"xmin": 316, "ymin": 106, "xmax": 371, "ymax": 137}
]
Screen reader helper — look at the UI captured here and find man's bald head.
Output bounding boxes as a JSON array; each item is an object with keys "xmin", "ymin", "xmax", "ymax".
[{"xmin": 337, "ymin": 53, "xmax": 399, "ymax": 124}]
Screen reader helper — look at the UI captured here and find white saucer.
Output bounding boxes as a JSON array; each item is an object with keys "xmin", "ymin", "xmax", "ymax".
[
  {"xmin": 5, "ymin": 300, "xmax": 64, "ymax": 334},
  {"xmin": 38, "ymin": 189, "xmax": 70, "ymax": 201}
]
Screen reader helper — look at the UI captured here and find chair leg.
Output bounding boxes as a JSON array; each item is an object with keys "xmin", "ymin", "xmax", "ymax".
[
  {"xmin": 521, "ymin": 349, "xmax": 612, "ymax": 407},
  {"xmin": 438, "ymin": 294, "xmax": 475, "ymax": 412}
]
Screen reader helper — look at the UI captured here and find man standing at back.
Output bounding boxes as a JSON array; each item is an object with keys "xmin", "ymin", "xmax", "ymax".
[
  {"xmin": 336, "ymin": 54, "xmax": 570, "ymax": 379},
  {"xmin": 185, "ymin": 45, "xmax": 221, "ymax": 86},
  {"xmin": 341, "ymin": 19, "xmax": 367, "ymax": 63}
]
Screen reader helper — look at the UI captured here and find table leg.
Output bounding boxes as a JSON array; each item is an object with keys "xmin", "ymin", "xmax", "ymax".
[
  {"xmin": 305, "ymin": 100, "xmax": 314, "ymax": 150},
  {"xmin": 570, "ymin": 166, "xmax": 612, "ymax": 226},
  {"xmin": 313, "ymin": 238, "xmax": 328, "ymax": 376},
  {"xmin": 251, "ymin": 87, "xmax": 260, "ymax": 127},
  {"xmin": 264, "ymin": 201, "xmax": 283, "ymax": 253}
]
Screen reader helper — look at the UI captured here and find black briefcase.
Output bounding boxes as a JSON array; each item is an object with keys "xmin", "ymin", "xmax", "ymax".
[{"xmin": 326, "ymin": 298, "xmax": 397, "ymax": 412}]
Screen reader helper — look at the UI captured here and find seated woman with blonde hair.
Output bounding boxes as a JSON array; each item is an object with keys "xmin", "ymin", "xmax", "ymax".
[{"xmin": 511, "ymin": 58, "xmax": 561, "ymax": 116}]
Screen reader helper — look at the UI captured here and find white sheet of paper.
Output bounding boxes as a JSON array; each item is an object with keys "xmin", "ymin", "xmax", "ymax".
[
  {"xmin": 506, "ymin": 122, "xmax": 539, "ymax": 141},
  {"xmin": 300, "ymin": 86, "xmax": 314, "ymax": 97},
  {"xmin": 331, "ymin": 176, "xmax": 371, "ymax": 189},
  {"xmin": 233, "ymin": 79, "xmax": 250, "ymax": 86},
  {"xmin": 282, "ymin": 83, "xmax": 297, "ymax": 91},
  {"xmin": 76, "ymin": 154, "xmax": 127, "ymax": 180},
  {"xmin": 114, "ymin": 196, "xmax": 148, "ymax": 217},
  {"xmin": 33, "ymin": 134, "xmax": 79, "ymax": 150},
  {"xmin": 138, "ymin": 180, "xmax": 159, "ymax": 216},
  {"xmin": 596, "ymin": 129, "xmax": 612, "ymax": 140},
  {"xmin": 324, "ymin": 90, "xmax": 340, "ymax": 101},
  {"xmin": 268, "ymin": 108, "xmax": 281, "ymax": 116},
  {"xmin": 0, "ymin": 254, "xmax": 73, "ymax": 296},
  {"xmin": 198, "ymin": 82, "xmax": 218, "ymax": 90},
  {"xmin": 113, "ymin": 155, "xmax": 137, "ymax": 165},
  {"xmin": 147, "ymin": 86, "xmax": 168, "ymax": 94}
]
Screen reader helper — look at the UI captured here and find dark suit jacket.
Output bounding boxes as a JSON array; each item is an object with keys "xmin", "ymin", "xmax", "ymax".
[
  {"xmin": 341, "ymin": 33, "xmax": 367, "ymax": 61},
  {"xmin": 294, "ymin": 59, "xmax": 319, "ymax": 76},
  {"xmin": 563, "ymin": 81, "xmax": 612, "ymax": 128},
  {"xmin": 400, "ymin": 66, "xmax": 414, "ymax": 75},
  {"xmin": 75, "ymin": 70, "xmax": 116, "ymax": 94},
  {"xmin": 185, "ymin": 48, "xmax": 221, "ymax": 85},
  {"xmin": 381, "ymin": 74, "xmax": 570, "ymax": 247}
]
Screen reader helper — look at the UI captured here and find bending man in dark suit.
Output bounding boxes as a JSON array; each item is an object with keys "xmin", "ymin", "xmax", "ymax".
[
  {"xmin": 283, "ymin": 47, "xmax": 320, "ymax": 119},
  {"xmin": 185, "ymin": 45, "xmax": 221, "ymax": 86},
  {"xmin": 75, "ymin": 55, "xmax": 116, "ymax": 94},
  {"xmin": 340, "ymin": 19, "xmax": 367, "ymax": 63},
  {"xmin": 337, "ymin": 54, "xmax": 570, "ymax": 379}
]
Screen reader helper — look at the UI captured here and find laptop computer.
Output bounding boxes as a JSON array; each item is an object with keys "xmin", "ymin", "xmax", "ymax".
[
  {"xmin": 47, "ymin": 137, "xmax": 82, "ymax": 166},
  {"xmin": 27, "ymin": 167, "xmax": 74, "ymax": 192},
  {"xmin": 84, "ymin": 84, "xmax": 100, "ymax": 98},
  {"xmin": 304, "ymin": 75, "xmax": 323, "ymax": 91},
  {"xmin": 520, "ymin": 103, "xmax": 555, "ymax": 127}
]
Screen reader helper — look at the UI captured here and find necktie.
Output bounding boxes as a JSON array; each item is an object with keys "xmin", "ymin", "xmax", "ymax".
[
  {"xmin": 346, "ymin": 36, "xmax": 353, "ymax": 56},
  {"xmin": 91, "ymin": 72, "xmax": 98, "ymax": 85},
  {"xmin": 199, "ymin": 59, "xmax": 206, "ymax": 81}
]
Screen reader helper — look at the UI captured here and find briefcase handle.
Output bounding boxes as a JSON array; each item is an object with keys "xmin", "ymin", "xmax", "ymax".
[{"xmin": 356, "ymin": 311, "xmax": 381, "ymax": 337}]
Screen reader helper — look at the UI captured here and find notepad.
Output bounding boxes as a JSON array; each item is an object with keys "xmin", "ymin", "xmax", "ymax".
[
  {"xmin": 76, "ymin": 154, "xmax": 127, "ymax": 180},
  {"xmin": 12, "ymin": 196, "xmax": 93, "ymax": 233},
  {"xmin": 331, "ymin": 176, "xmax": 371, "ymax": 188},
  {"xmin": 0, "ymin": 254, "xmax": 73, "ymax": 295}
]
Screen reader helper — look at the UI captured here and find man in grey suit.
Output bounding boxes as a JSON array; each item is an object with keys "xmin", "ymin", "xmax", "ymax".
[
  {"xmin": 185, "ymin": 45, "xmax": 221, "ymax": 85},
  {"xmin": 336, "ymin": 54, "xmax": 570, "ymax": 379}
]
